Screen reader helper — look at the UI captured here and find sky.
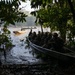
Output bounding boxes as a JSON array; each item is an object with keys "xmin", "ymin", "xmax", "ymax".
[{"xmin": 19, "ymin": 1, "xmax": 35, "ymax": 12}]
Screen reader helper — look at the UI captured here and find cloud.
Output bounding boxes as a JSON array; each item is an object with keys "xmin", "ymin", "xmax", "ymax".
[{"xmin": 19, "ymin": 1, "xmax": 34, "ymax": 12}]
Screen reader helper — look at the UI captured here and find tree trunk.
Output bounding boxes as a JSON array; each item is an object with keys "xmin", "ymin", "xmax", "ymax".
[
  {"xmin": 68, "ymin": 0, "xmax": 75, "ymax": 21},
  {"xmin": 0, "ymin": 54, "xmax": 2, "ymax": 65},
  {"xmin": 41, "ymin": 25, "xmax": 43, "ymax": 33}
]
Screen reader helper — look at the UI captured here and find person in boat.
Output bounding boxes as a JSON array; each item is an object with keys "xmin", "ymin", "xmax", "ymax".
[
  {"xmin": 42, "ymin": 33, "xmax": 52, "ymax": 49},
  {"xmin": 50, "ymin": 33, "xmax": 64, "ymax": 51},
  {"xmin": 33, "ymin": 31, "xmax": 43, "ymax": 45},
  {"xmin": 42, "ymin": 40, "xmax": 52, "ymax": 49},
  {"xmin": 40, "ymin": 32, "xmax": 49, "ymax": 45},
  {"xmin": 44, "ymin": 32, "xmax": 52, "ymax": 43},
  {"xmin": 28, "ymin": 28, "xmax": 32, "ymax": 36},
  {"xmin": 28, "ymin": 28, "xmax": 32, "ymax": 40},
  {"xmin": 30, "ymin": 31, "xmax": 37, "ymax": 42}
]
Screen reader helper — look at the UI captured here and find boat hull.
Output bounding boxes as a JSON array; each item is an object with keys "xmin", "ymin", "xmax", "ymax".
[{"xmin": 28, "ymin": 39, "xmax": 75, "ymax": 61}]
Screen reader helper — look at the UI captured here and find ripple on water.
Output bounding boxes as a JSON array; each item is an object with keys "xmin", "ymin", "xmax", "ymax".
[{"xmin": 1, "ymin": 27, "xmax": 43, "ymax": 64}]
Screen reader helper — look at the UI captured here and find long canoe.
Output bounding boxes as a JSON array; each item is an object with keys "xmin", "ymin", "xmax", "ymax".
[{"xmin": 28, "ymin": 39, "xmax": 75, "ymax": 61}]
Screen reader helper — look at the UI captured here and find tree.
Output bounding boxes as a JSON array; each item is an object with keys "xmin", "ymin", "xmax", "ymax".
[
  {"xmin": 0, "ymin": 0, "xmax": 27, "ymax": 63},
  {"xmin": 0, "ymin": 0, "xmax": 27, "ymax": 25},
  {"xmin": 30, "ymin": 0, "xmax": 74, "ymax": 42},
  {"xmin": 68, "ymin": 0, "xmax": 75, "ymax": 21}
]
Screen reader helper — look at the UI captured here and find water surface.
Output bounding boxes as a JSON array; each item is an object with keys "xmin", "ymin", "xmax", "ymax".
[{"xmin": 1, "ymin": 27, "xmax": 43, "ymax": 64}]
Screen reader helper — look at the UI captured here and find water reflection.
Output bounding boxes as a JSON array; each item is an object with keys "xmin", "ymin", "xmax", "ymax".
[{"xmin": 1, "ymin": 27, "xmax": 43, "ymax": 64}]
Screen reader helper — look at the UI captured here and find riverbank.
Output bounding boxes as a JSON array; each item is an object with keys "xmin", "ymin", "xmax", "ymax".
[{"xmin": 0, "ymin": 62, "xmax": 75, "ymax": 75}]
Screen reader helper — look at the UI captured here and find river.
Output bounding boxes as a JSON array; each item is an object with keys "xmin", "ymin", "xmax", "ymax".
[{"xmin": 0, "ymin": 26, "xmax": 50, "ymax": 65}]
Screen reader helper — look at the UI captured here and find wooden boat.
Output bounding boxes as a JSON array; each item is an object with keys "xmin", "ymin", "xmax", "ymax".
[
  {"xmin": 28, "ymin": 39, "xmax": 75, "ymax": 61},
  {"xmin": 13, "ymin": 31, "xmax": 26, "ymax": 34}
]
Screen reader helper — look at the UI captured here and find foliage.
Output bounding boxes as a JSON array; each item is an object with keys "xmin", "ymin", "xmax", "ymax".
[
  {"xmin": 31, "ymin": 0, "xmax": 53, "ymax": 8},
  {"xmin": 0, "ymin": 28, "xmax": 12, "ymax": 51},
  {"xmin": 0, "ymin": 0, "xmax": 27, "ymax": 60},
  {"xmin": 0, "ymin": 0, "xmax": 27, "ymax": 50},
  {"xmin": 30, "ymin": 0, "xmax": 75, "ymax": 48},
  {"xmin": 0, "ymin": 0, "xmax": 27, "ymax": 49},
  {"xmin": 0, "ymin": 0, "xmax": 27, "ymax": 25},
  {"xmin": 30, "ymin": 0, "xmax": 75, "ymax": 42}
]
